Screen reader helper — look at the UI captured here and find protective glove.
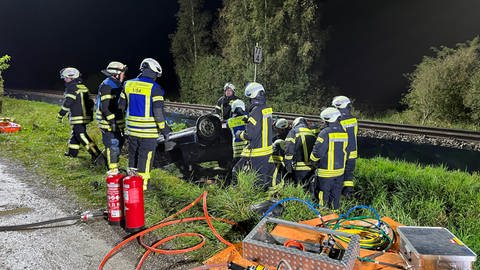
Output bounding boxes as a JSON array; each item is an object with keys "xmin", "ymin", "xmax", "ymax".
[
  {"xmin": 109, "ymin": 120, "xmax": 117, "ymax": 132},
  {"xmin": 160, "ymin": 127, "xmax": 170, "ymax": 142},
  {"xmin": 56, "ymin": 114, "xmax": 63, "ymax": 123},
  {"xmin": 342, "ymin": 186, "xmax": 354, "ymax": 198},
  {"xmin": 285, "ymin": 161, "xmax": 293, "ymax": 174}
]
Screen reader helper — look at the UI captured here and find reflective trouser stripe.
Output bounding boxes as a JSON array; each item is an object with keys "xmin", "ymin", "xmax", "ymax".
[
  {"xmin": 68, "ymin": 144, "xmax": 80, "ymax": 149},
  {"xmin": 344, "ymin": 180, "xmax": 354, "ymax": 187},
  {"xmin": 317, "ymin": 168, "xmax": 345, "ymax": 178}
]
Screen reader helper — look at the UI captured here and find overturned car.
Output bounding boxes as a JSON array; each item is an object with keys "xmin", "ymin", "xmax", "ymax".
[{"xmin": 154, "ymin": 114, "xmax": 235, "ymax": 179}]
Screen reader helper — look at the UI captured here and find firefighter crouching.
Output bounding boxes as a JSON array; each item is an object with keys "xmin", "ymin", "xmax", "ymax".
[
  {"xmin": 119, "ymin": 58, "xmax": 171, "ymax": 190},
  {"xmin": 233, "ymin": 82, "xmax": 276, "ymax": 190},
  {"xmin": 332, "ymin": 96, "xmax": 358, "ymax": 197},
  {"xmin": 96, "ymin": 61, "xmax": 127, "ymax": 174},
  {"xmin": 57, "ymin": 67, "xmax": 101, "ymax": 160},
  {"xmin": 309, "ymin": 107, "xmax": 348, "ymax": 210},
  {"xmin": 225, "ymin": 99, "xmax": 248, "ymax": 185},
  {"xmin": 284, "ymin": 117, "xmax": 316, "ymax": 185}
]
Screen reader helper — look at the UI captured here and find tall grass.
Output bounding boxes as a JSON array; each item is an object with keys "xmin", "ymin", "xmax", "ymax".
[{"xmin": 1, "ymin": 97, "xmax": 479, "ymax": 265}]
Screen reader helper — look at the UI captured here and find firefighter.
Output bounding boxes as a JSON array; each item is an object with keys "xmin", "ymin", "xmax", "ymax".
[
  {"xmin": 215, "ymin": 82, "xmax": 240, "ymax": 121},
  {"xmin": 284, "ymin": 117, "xmax": 316, "ymax": 185},
  {"xmin": 57, "ymin": 67, "xmax": 101, "ymax": 160},
  {"xmin": 225, "ymin": 99, "xmax": 248, "ymax": 185},
  {"xmin": 270, "ymin": 138, "xmax": 286, "ymax": 189},
  {"xmin": 233, "ymin": 82, "xmax": 275, "ymax": 190},
  {"xmin": 332, "ymin": 96, "xmax": 358, "ymax": 197},
  {"xmin": 272, "ymin": 118, "xmax": 289, "ymax": 141},
  {"xmin": 309, "ymin": 107, "xmax": 348, "ymax": 210},
  {"xmin": 96, "ymin": 61, "xmax": 127, "ymax": 175},
  {"xmin": 118, "ymin": 58, "xmax": 170, "ymax": 190}
]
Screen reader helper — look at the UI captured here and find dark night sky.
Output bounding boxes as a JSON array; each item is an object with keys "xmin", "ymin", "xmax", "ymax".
[{"xmin": 1, "ymin": 0, "xmax": 480, "ymax": 109}]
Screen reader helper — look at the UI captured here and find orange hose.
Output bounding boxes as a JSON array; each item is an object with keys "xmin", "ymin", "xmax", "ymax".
[{"xmin": 98, "ymin": 191, "xmax": 236, "ymax": 270}]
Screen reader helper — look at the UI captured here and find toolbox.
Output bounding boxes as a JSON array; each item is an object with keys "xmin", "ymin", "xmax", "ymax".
[{"xmin": 397, "ymin": 226, "xmax": 477, "ymax": 270}]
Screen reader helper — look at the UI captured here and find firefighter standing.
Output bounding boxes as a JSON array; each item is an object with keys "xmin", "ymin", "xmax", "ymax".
[
  {"xmin": 96, "ymin": 61, "xmax": 127, "ymax": 174},
  {"xmin": 332, "ymin": 96, "xmax": 358, "ymax": 197},
  {"xmin": 57, "ymin": 67, "xmax": 101, "ymax": 160},
  {"xmin": 233, "ymin": 82, "xmax": 275, "ymax": 189},
  {"xmin": 215, "ymin": 82, "xmax": 240, "ymax": 121},
  {"xmin": 225, "ymin": 99, "xmax": 248, "ymax": 185},
  {"xmin": 118, "ymin": 58, "xmax": 170, "ymax": 190},
  {"xmin": 284, "ymin": 117, "xmax": 316, "ymax": 185},
  {"xmin": 309, "ymin": 107, "xmax": 348, "ymax": 209}
]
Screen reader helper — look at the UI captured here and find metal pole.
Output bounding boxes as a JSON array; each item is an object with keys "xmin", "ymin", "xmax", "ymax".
[{"xmin": 254, "ymin": 64, "xmax": 257, "ymax": 82}]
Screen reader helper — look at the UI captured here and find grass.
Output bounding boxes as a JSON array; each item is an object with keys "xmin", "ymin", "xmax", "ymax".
[{"xmin": 1, "ymin": 97, "xmax": 480, "ymax": 267}]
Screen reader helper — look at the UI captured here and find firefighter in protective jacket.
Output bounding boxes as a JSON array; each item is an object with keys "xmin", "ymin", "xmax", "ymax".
[
  {"xmin": 215, "ymin": 82, "xmax": 240, "ymax": 121},
  {"xmin": 225, "ymin": 99, "xmax": 248, "ymax": 185},
  {"xmin": 309, "ymin": 107, "xmax": 348, "ymax": 209},
  {"xmin": 118, "ymin": 58, "xmax": 170, "ymax": 190},
  {"xmin": 284, "ymin": 117, "xmax": 316, "ymax": 185},
  {"xmin": 96, "ymin": 61, "xmax": 127, "ymax": 174},
  {"xmin": 57, "ymin": 67, "xmax": 101, "ymax": 160},
  {"xmin": 233, "ymin": 82, "xmax": 275, "ymax": 189},
  {"xmin": 332, "ymin": 96, "xmax": 358, "ymax": 197}
]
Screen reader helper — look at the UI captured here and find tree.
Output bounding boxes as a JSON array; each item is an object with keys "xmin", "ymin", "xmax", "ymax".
[
  {"xmin": 0, "ymin": 55, "xmax": 11, "ymax": 113},
  {"xmin": 170, "ymin": 0, "xmax": 213, "ymax": 102},
  {"xmin": 403, "ymin": 38, "xmax": 480, "ymax": 124},
  {"xmin": 218, "ymin": 0, "xmax": 326, "ymax": 110}
]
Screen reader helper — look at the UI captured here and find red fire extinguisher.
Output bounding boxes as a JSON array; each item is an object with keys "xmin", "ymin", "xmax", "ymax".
[
  {"xmin": 123, "ymin": 175, "xmax": 145, "ymax": 233},
  {"xmin": 106, "ymin": 173, "xmax": 125, "ymax": 225}
]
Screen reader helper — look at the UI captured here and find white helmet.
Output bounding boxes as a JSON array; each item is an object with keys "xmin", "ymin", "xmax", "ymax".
[
  {"xmin": 59, "ymin": 67, "xmax": 80, "ymax": 79},
  {"xmin": 332, "ymin": 95, "xmax": 351, "ymax": 109},
  {"xmin": 292, "ymin": 117, "xmax": 306, "ymax": 128},
  {"xmin": 104, "ymin": 61, "xmax": 127, "ymax": 75},
  {"xmin": 320, "ymin": 107, "xmax": 342, "ymax": 123},
  {"xmin": 275, "ymin": 118, "xmax": 288, "ymax": 129},
  {"xmin": 140, "ymin": 58, "xmax": 162, "ymax": 77},
  {"xmin": 231, "ymin": 99, "xmax": 245, "ymax": 113},
  {"xmin": 244, "ymin": 82, "xmax": 265, "ymax": 99},
  {"xmin": 223, "ymin": 82, "xmax": 236, "ymax": 92}
]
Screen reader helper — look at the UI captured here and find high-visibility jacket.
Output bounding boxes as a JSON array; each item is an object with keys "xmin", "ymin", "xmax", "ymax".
[
  {"xmin": 58, "ymin": 79, "xmax": 93, "ymax": 125},
  {"xmin": 227, "ymin": 115, "xmax": 248, "ymax": 158},
  {"xmin": 284, "ymin": 124, "xmax": 316, "ymax": 171},
  {"xmin": 339, "ymin": 109, "xmax": 358, "ymax": 159},
  {"xmin": 238, "ymin": 104, "xmax": 273, "ymax": 157},
  {"xmin": 215, "ymin": 95, "xmax": 240, "ymax": 120},
  {"xmin": 96, "ymin": 77, "xmax": 125, "ymax": 130},
  {"xmin": 310, "ymin": 122, "xmax": 349, "ymax": 178},
  {"xmin": 119, "ymin": 76, "xmax": 166, "ymax": 139}
]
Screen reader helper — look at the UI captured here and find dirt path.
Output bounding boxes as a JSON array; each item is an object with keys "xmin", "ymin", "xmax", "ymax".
[{"xmin": 0, "ymin": 158, "xmax": 195, "ymax": 270}]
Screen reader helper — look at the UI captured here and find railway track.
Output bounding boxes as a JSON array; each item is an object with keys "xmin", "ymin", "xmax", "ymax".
[{"xmin": 6, "ymin": 89, "xmax": 480, "ymax": 142}]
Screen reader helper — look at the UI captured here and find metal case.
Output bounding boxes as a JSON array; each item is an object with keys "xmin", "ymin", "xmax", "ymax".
[
  {"xmin": 242, "ymin": 217, "xmax": 360, "ymax": 270},
  {"xmin": 397, "ymin": 226, "xmax": 476, "ymax": 270}
]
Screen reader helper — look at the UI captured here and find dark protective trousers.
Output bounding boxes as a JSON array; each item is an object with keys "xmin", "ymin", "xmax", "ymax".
[
  {"xmin": 101, "ymin": 129, "xmax": 125, "ymax": 170},
  {"xmin": 127, "ymin": 136, "xmax": 157, "ymax": 184},
  {"xmin": 232, "ymin": 155, "xmax": 276, "ymax": 190},
  {"xmin": 314, "ymin": 176, "xmax": 344, "ymax": 209},
  {"xmin": 343, "ymin": 158, "xmax": 357, "ymax": 195},
  {"xmin": 293, "ymin": 170, "xmax": 313, "ymax": 186},
  {"xmin": 67, "ymin": 124, "xmax": 100, "ymax": 158}
]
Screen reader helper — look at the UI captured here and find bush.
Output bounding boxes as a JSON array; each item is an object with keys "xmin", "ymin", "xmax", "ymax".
[
  {"xmin": 0, "ymin": 54, "xmax": 11, "ymax": 113},
  {"xmin": 403, "ymin": 37, "xmax": 480, "ymax": 124}
]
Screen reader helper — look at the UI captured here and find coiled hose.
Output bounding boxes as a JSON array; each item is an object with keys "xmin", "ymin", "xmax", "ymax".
[{"xmin": 98, "ymin": 191, "xmax": 236, "ymax": 270}]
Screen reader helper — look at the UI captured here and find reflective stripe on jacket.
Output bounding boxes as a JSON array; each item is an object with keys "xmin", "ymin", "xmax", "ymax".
[
  {"xmin": 239, "ymin": 105, "xmax": 273, "ymax": 157},
  {"xmin": 310, "ymin": 122, "xmax": 348, "ymax": 178},
  {"xmin": 227, "ymin": 115, "xmax": 248, "ymax": 158},
  {"xmin": 284, "ymin": 125, "xmax": 316, "ymax": 171},
  {"xmin": 121, "ymin": 77, "xmax": 165, "ymax": 138},
  {"xmin": 339, "ymin": 109, "xmax": 358, "ymax": 159},
  {"xmin": 58, "ymin": 80, "xmax": 93, "ymax": 125}
]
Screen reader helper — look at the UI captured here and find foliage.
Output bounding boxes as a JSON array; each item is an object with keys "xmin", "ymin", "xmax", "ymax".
[
  {"xmin": 403, "ymin": 37, "xmax": 480, "ymax": 124},
  {"xmin": 0, "ymin": 54, "xmax": 11, "ymax": 112},
  {"xmin": 2, "ymin": 98, "xmax": 480, "ymax": 266},
  {"xmin": 170, "ymin": 0, "xmax": 214, "ymax": 102}
]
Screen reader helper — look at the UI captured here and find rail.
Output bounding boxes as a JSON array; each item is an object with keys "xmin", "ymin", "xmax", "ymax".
[{"xmin": 6, "ymin": 89, "xmax": 480, "ymax": 141}]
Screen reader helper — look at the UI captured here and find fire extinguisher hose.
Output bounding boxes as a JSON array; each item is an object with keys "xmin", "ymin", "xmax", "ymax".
[{"xmin": 98, "ymin": 191, "xmax": 236, "ymax": 270}]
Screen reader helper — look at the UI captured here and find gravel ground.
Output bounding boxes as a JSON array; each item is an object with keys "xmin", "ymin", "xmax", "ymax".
[{"xmin": 0, "ymin": 158, "xmax": 197, "ymax": 270}]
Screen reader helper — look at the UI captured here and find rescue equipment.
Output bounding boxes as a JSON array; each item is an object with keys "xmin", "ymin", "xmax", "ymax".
[
  {"xmin": 0, "ymin": 117, "xmax": 21, "ymax": 133},
  {"xmin": 106, "ymin": 173, "xmax": 124, "ymax": 225},
  {"xmin": 123, "ymin": 175, "xmax": 145, "ymax": 233}
]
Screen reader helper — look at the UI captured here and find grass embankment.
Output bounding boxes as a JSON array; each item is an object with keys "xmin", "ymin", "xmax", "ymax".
[{"xmin": 1, "ymin": 97, "xmax": 479, "ymax": 266}]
